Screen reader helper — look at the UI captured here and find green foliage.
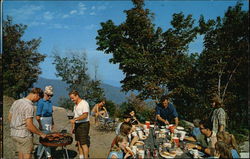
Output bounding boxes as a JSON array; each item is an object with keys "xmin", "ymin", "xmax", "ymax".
[
  {"xmin": 3, "ymin": 16, "xmax": 46, "ymax": 98},
  {"xmin": 57, "ymin": 97, "xmax": 74, "ymax": 111},
  {"xmin": 96, "ymin": 0, "xmax": 248, "ymax": 134},
  {"xmin": 104, "ymin": 100, "xmax": 117, "ymax": 117},
  {"xmin": 52, "ymin": 49, "xmax": 105, "ymax": 107}
]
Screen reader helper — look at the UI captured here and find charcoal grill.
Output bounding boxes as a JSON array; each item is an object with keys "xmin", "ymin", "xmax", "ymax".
[{"xmin": 38, "ymin": 132, "xmax": 73, "ymax": 159}]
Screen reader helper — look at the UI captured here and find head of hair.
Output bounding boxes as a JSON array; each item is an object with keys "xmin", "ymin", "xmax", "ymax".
[
  {"xmin": 30, "ymin": 88, "xmax": 44, "ymax": 98},
  {"xmin": 212, "ymin": 95, "xmax": 224, "ymax": 108},
  {"xmin": 123, "ymin": 114, "xmax": 132, "ymax": 120},
  {"xmin": 111, "ymin": 135, "xmax": 128, "ymax": 152},
  {"xmin": 160, "ymin": 95, "xmax": 169, "ymax": 103},
  {"xmin": 193, "ymin": 119, "xmax": 201, "ymax": 127},
  {"xmin": 120, "ymin": 122, "xmax": 132, "ymax": 136},
  {"xmin": 199, "ymin": 119, "xmax": 212, "ymax": 130},
  {"xmin": 217, "ymin": 131, "xmax": 239, "ymax": 153},
  {"xmin": 215, "ymin": 141, "xmax": 233, "ymax": 158},
  {"xmin": 68, "ymin": 90, "xmax": 79, "ymax": 96}
]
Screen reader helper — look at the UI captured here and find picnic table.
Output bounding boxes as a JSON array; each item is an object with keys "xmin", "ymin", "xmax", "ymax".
[{"xmin": 133, "ymin": 124, "xmax": 208, "ymax": 158}]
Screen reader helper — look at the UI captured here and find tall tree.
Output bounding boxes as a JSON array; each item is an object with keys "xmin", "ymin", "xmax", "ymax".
[
  {"xmin": 198, "ymin": 3, "xmax": 248, "ymax": 127},
  {"xmin": 52, "ymin": 49, "xmax": 105, "ymax": 106},
  {"xmin": 96, "ymin": 0, "xmax": 199, "ymax": 100},
  {"xmin": 3, "ymin": 16, "xmax": 46, "ymax": 98}
]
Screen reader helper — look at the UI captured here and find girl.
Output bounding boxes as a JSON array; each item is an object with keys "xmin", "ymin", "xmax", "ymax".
[
  {"xmin": 217, "ymin": 131, "xmax": 240, "ymax": 158},
  {"xmin": 108, "ymin": 135, "xmax": 131, "ymax": 159}
]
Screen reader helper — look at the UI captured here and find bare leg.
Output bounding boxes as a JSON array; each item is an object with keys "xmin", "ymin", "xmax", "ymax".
[
  {"xmin": 77, "ymin": 141, "xmax": 84, "ymax": 156},
  {"xmin": 23, "ymin": 153, "xmax": 32, "ymax": 159},
  {"xmin": 18, "ymin": 152, "xmax": 23, "ymax": 159},
  {"xmin": 81, "ymin": 144, "xmax": 89, "ymax": 159}
]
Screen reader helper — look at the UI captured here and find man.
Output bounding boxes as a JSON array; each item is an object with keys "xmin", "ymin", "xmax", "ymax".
[
  {"xmin": 69, "ymin": 90, "xmax": 90, "ymax": 159},
  {"xmin": 210, "ymin": 96, "xmax": 226, "ymax": 134},
  {"xmin": 8, "ymin": 88, "xmax": 47, "ymax": 159},
  {"xmin": 155, "ymin": 95, "xmax": 179, "ymax": 126},
  {"xmin": 187, "ymin": 120, "xmax": 217, "ymax": 156}
]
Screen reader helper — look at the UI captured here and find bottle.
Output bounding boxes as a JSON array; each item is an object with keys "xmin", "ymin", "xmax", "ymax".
[
  {"xmin": 153, "ymin": 148, "xmax": 158, "ymax": 158},
  {"xmin": 145, "ymin": 148, "xmax": 151, "ymax": 158}
]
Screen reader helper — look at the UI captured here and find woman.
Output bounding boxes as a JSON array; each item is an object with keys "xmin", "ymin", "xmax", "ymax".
[
  {"xmin": 36, "ymin": 86, "xmax": 54, "ymax": 159},
  {"xmin": 108, "ymin": 135, "xmax": 131, "ymax": 159},
  {"xmin": 217, "ymin": 131, "xmax": 240, "ymax": 158},
  {"xmin": 210, "ymin": 96, "xmax": 226, "ymax": 133}
]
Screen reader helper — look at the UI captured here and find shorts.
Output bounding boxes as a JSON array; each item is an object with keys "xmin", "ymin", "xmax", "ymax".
[
  {"xmin": 75, "ymin": 122, "xmax": 90, "ymax": 145},
  {"xmin": 12, "ymin": 136, "xmax": 33, "ymax": 154}
]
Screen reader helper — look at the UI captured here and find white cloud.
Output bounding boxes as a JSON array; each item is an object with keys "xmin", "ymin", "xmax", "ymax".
[
  {"xmin": 6, "ymin": 5, "xmax": 43, "ymax": 22},
  {"xmin": 84, "ymin": 24, "xmax": 97, "ymax": 30},
  {"xmin": 29, "ymin": 21, "xmax": 46, "ymax": 27},
  {"xmin": 78, "ymin": 2, "xmax": 87, "ymax": 15},
  {"xmin": 70, "ymin": 10, "xmax": 77, "ymax": 15},
  {"xmin": 43, "ymin": 11, "xmax": 54, "ymax": 20},
  {"xmin": 91, "ymin": 6, "xmax": 96, "ymax": 10},
  {"xmin": 89, "ymin": 12, "xmax": 96, "ymax": 16},
  {"xmin": 97, "ymin": 6, "xmax": 107, "ymax": 10},
  {"xmin": 62, "ymin": 14, "xmax": 70, "ymax": 19},
  {"xmin": 49, "ymin": 24, "xmax": 69, "ymax": 29}
]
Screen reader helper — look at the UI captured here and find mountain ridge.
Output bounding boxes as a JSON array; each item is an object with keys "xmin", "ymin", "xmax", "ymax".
[{"xmin": 33, "ymin": 77, "xmax": 129, "ymax": 105}]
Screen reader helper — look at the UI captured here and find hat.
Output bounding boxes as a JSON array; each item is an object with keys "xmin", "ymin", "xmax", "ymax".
[{"xmin": 44, "ymin": 86, "xmax": 53, "ymax": 95}]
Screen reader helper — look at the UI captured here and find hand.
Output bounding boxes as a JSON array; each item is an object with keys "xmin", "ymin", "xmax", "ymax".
[
  {"xmin": 165, "ymin": 120, "xmax": 170, "ymax": 125},
  {"xmin": 187, "ymin": 143, "xmax": 197, "ymax": 149},
  {"xmin": 124, "ymin": 152, "xmax": 131, "ymax": 159},
  {"xmin": 70, "ymin": 119, "xmax": 75, "ymax": 124},
  {"xmin": 40, "ymin": 133, "xmax": 47, "ymax": 139}
]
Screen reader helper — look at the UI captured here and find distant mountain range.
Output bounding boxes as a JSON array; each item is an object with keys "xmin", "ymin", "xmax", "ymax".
[{"xmin": 34, "ymin": 77, "xmax": 130, "ymax": 106}]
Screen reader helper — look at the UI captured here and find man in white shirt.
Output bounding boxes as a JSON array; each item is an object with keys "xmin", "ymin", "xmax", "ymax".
[{"xmin": 69, "ymin": 90, "xmax": 90, "ymax": 159}]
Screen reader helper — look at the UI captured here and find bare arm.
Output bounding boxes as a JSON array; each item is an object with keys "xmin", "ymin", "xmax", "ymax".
[
  {"xmin": 8, "ymin": 112, "xmax": 12, "ymax": 123},
  {"xmin": 26, "ymin": 118, "xmax": 46, "ymax": 138},
  {"xmin": 70, "ymin": 113, "xmax": 89, "ymax": 124},
  {"xmin": 129, "ymin": 136, "xmax": 139, "ymax": 148},
  {"xmin": 36, "ymin": 116, "xmax": 42, "ymax": 129},
  {"xmin": 156, "ymin": 114, "xmax": 169, "ymax": 125},
  {"xmin": 174, "ymin": 117, "xmax": 179, "ymax": 126}
]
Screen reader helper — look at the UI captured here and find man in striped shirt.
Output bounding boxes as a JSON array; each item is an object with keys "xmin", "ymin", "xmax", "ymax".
[{"xmin": 8, "ymin": 88, "xmax": 47, "ymax": 159}]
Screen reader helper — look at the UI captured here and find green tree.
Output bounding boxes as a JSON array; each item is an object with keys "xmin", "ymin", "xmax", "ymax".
[
  {"xmin": 3, "ymin": 16, "xmax": 46, "ymax": 98},
  {"xmin": 52, "ymin": 49, "xmax": 105, "ymax": 106},
  {"xmin": 96, "ymin": 0, "xmax": 199, "ymax": 100}
]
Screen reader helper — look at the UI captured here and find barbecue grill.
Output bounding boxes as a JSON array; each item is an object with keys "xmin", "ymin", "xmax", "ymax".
[{"xmin": 38, "ymin": 132, "xmax": 73, "ymax": 159}]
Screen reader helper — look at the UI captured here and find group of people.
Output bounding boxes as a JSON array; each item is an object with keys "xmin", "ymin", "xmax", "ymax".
[
  {"xmin": 186, "ymin": 96, "xmax": 240, "ymax": 158},
  {"xmin": 8, "ymin": 87, "xmax": 93, "ymax": 159},
  {"xmin": 8, "ymin": 85, "xmax": 240, "ymax": 159}
]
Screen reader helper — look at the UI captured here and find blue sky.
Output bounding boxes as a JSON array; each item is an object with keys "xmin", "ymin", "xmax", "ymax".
[{"xmin": 3, "ymin": 0, "xmax": 248, "ymax": 87}]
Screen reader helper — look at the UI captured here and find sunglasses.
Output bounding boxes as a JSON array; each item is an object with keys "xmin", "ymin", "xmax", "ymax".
[{"xmin": 47, "ymin": 94, "xmax": 53, "ymax": 97}]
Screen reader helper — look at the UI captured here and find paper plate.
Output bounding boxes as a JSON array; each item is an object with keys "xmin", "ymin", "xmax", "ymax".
[
  {"xmin": 160, "ymin": 151, "xmax": 176, "ymax": 158},
  {"xmin": 176, "ymin": 126, "xmax": 184, "ymax": 130},
  {"xmin": 189, "ymin": 149, "xmax": 205, "ymax": 157}
]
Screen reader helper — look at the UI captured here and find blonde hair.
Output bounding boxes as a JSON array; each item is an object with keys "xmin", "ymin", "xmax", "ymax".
[
  {"xmin": 217, "ymin": 131, "xmax": 239, "ymax": 154},
  {"xmin": 215, "ymin": 141, "xmax": 232, "ymax": 158},
  {"xmin": 212, "ymin": 95, "xmax": 224, "ymax": 108},
  {"xmin": 110, "ymin": 135, "xmax": 128, "ymax": 152},
  {"xmin": 44, "ymin": 85, "xmax": 53, "ymax": 95}
]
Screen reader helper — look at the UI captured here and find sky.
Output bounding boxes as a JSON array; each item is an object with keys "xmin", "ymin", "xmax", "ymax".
[{"xmin": 3, "ymin": 0, "xmax": 249, "ymax": 87}]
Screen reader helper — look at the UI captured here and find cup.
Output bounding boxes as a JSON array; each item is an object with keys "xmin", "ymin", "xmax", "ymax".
[
  {"xmin": 132, "ymin": 131, "xmax": 138, "ymax": 137},
  {"xmin": 173, "ymin": 137, "xmax": 180, "ymax": 147},
  {"xmin": 138, "ymin": 150, "xmax": 145, "ymax": 159},
  {"xmin": 132, "ymin": 146, "xmax": 137, "ymax": 155},
  {"xmin": 145, "ymin": 121, "xmax": 150, "ymax": 129},
  {"xmin": 169, "ymin": 125, "xmax": 175, "ymax": 133},
  {"xmin": 138, "ymin": 130, "xmax": 143, "ymax": 139},
  {"xmin": 144, "ymin": 129, "xmax": 149, "ymax": 136},
  {"xmin": 179, "ymin": 131, "xmax": 186, "ymax": 141},
  {"xmin": 193, "ymin": 149, "xmax": 199, "ymax": 158}
]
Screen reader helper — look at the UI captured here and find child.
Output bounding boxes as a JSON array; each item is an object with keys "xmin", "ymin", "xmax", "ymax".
[
  {"xmin": 217, "ymin": 131, "xmax": 240, "ymax": 158},
  {"xmin": 108, "ymin": 135, "xmax": 131, "ymax": 159}
]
